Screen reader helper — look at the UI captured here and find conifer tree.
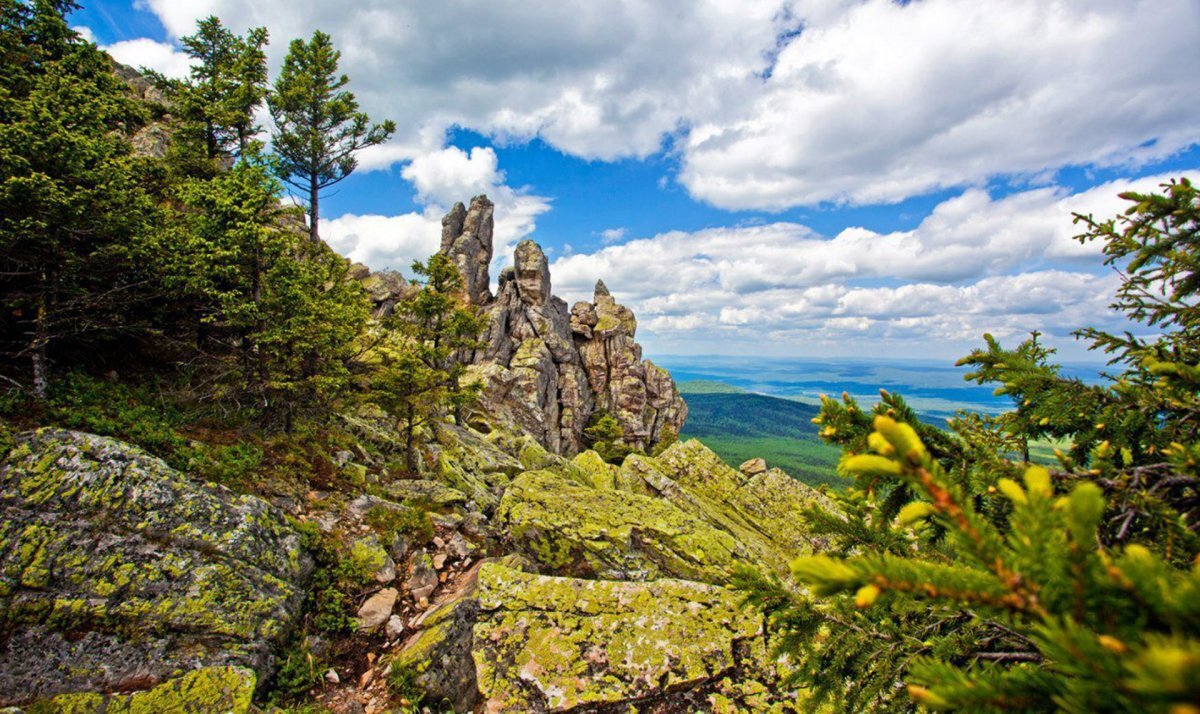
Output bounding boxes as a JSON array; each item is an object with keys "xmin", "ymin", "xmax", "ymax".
[
  {"xmin": 166, "ymin": 153, "xmax": 370, "ymax": 429},
  {"xmin": 268, "ymin": 30, "xmax": 394, "ymax": 244},
  {"xmin": 153, "ymin": 16, "xmax": 268, "ymax": 172},
  {"xmin": 375, "ymin": 253, "xmax": 483, "ymax": 467},
  {"xmin": 0, "ymin": 0, "xmax": 155, "ymax": 398},
  {"xmin": 738, "ymin": 179, "xmax": 1200, "ymax": 712}
]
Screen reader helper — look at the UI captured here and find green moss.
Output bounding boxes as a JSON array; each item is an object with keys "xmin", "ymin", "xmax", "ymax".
[
  {"xmin": 44, "ymin": 666, "xmax": 255, "ymax": 713},
  {"xmin": 348, "ymin": 538, "xmax": 389, "ymax": 579},
  {"xmin": 365, "ymin": 502, "xmax": 433, "ymax": 545}
]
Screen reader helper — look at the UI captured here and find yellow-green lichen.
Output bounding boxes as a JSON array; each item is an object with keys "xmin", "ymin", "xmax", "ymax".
[
  {"xmin": 472, "ymin": 564, "xmax": 764, "ymax": 712},
  {"xmin": 43, "ymin": 666, "xmax": 255, "ymax": 713}
]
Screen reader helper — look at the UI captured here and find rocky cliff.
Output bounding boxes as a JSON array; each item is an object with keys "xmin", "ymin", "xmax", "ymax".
[{"xmin": 435, "ymin": 195, "xmax": 687, "ymax": 456}]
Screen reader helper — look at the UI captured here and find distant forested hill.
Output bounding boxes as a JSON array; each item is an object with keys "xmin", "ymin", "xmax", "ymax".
[
  {"xmin": 679, "ymin": 391, "xmax": 846, "ymax": 488},
  {"xmin": 677, "ymin": 380, "xmax": 747, "ymax": 394}
]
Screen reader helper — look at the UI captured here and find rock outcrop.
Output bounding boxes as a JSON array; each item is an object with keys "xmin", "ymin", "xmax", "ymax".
[
  {"xmin": 0, "ymin": 429, "xmax": 310, "ymax": 704},
  {"xmin": 433, "ymin": 194, "xmax": 687, "ymax": 456},
  {"xmin": 387, "ymin": 428, "xmax": 823, "ymax": 712}
]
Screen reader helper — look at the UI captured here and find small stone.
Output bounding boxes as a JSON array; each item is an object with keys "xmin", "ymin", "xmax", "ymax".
[
  {"xmin": 325, "ymin": 668, "xmax": 341, "ymax": 685},
  {"xmin": 407, "ymin": 553, "xmax": 438, "ymax": 602},
  {"xmin": 390, "ymin": 534, "xmax": 409, "ymax": 562},
  {"xmin": 448, "ymin": 533, "xmax": 473, "ymax": 558},
  {"xmin": 360, "ymin": 669, "xmax": 375, "ymax": 687},
  {"xmin": 739, "ymin": 457, "xmax": 768, "ymax": 477},
  {"xmin": 374, "ymin": 557, "xmax": 396, "ymax": 583},
  {"xmin": 432, "ymin": 553, "xmax": 448, "ymax": 570},
  {"xmin": 433, "ymin": 536, "xmax": 446, "ymax": 548},
  {"xmin": 356, "ymin": 587, "xmax": 399, "ymax": 629},
  {"xmin": 386, "ymin": 615, "xmax": 405, "ymax": 640}
]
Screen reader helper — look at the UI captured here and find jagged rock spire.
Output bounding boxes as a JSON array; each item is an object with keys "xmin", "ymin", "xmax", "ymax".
[
  {"xmin": 514, "ymin": 240, "xmax": 550, "ymax": 307},
  {"xmin": 594, "ymin": 279, "xmax": 610, "ymax": 300},
  {"xmin": 438, "ymin": 195, "xmax": 494, "ymax": 305}
]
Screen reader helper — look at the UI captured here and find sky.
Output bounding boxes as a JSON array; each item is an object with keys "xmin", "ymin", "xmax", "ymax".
[{"xmin": 72, "ymin": 0, "xmax": 1200, "ymax": 362}]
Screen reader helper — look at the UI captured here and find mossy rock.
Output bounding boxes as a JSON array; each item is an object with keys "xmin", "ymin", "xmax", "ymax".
[
  {"xmin": 496, "ymin": 470, "xmax": 747, "ymax": 583},
  {"xmin": 570, "ymin": 449, "xmax": 618, "ymax": 490},
  {"xmin": 472, "ymin": 564, "xmax": 791, "ymax": 712},
  {"xmin": 650, "ymin": 440, "xmax": 830, "ymax": 568},
  {"xmin": 0, "ymin": 430, "xmax": 309, "ymax": 701},
  {"xmin": 39, "ymin": 666, "xmax": 254, "ymax": 713},
  {"xmin": 382, "ymin": 479, "xmax": 469, "ymax": 508}
]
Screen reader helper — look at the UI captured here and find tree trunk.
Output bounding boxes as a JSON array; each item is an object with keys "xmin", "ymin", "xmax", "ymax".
[
  {"xmin": 308, "ymin": 177, "xmax": 320, "ymax": 245},
  {"xmin": 31, "ymin": 286, "xmax": 49, "ymax": 401},
  {"xmin": 405, "ymin": 402, "xmax": 417, "ymax": 472}
]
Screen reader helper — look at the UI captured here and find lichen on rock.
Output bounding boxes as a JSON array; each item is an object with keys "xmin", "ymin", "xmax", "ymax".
[
  {"xmin": 39, "ymin": 666, "xmax": 255, "ymax": 713},
  {"xmin": 471, "ymin": 563, "xmax": 789, "ymax": 713},
  {"xmin": 496, "ymin": 470, "xmax": 746, "ymax": 583},
  {"xmin": 0, "ymin": 429, "xmax": 309, "ymax": 703}
]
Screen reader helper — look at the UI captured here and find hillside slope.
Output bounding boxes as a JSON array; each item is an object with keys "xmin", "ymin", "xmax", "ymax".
[{"xmin": 680, "ymin": 392, "xmax": 846, "ymax": 488}]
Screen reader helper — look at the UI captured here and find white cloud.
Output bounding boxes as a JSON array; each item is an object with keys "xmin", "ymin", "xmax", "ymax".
[
  {"xmin": 136, "ymin": 0, "xmax": 790, "ymax": 163},
  {"xmin": 136, "ymin": 0, "xmax": 1198, "ymax": 209},
  {"xmin": 681, "ymin": 0, "xmax": 1200, "ymax": 209},
  {"xmin": 325, "ymin": 145, "xmax": 550, "ymax": 276},
  {"xmin": 102, "ymin": 37, "xmax": 194, "ymax": 79},
  {"xmin": 548, "ymin": 172, "xmax": 1195, "ymax": 357},
  {"xmin": 599, "ymin": 228, "xmax": 627, "ymax": 244},
  {"xmin": 323, "ymin": 212, "xmax": 441, "ymax": 274}
]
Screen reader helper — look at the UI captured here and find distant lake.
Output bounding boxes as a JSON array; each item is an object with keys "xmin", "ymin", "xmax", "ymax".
[{"xmin": 656, "ymin": 354, "xmax": 1105, "ymax": 422}]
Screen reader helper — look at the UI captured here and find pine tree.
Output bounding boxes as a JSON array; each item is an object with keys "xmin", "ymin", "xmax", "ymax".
[
  {"xmin": 375, "ymin": 253, "xmax": 483, "ymax": 467},
  {"xmin": 738, "ymin": 179, "xmax": 1200, "ymax": 712},
  {"xmin": 267, "ymin": 30, "xmax": 394, "ymax": 244},
  {"xmin": 166, "ymin": 152, "xmax": 370, "ymax": 429},
  {"xmin": 0, "ymin": 0, "xmax": 155, "ymax": 398},
  {"xmin": 152, "ymin": 16, "xmax": 268, "ymax": 172}
]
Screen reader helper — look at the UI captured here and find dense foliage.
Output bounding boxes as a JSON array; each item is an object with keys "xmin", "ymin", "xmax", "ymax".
[
  {"xmin": 739, "ymin": 179, "xmax": 1200, "ymax": 712},
  {"xmin": 0, "ymin": 2, "xmax": 470, "ymax": 468}
]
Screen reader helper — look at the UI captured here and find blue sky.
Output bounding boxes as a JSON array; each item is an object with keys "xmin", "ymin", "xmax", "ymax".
[{"xmin": 73, "ymin": 1, "xmax": 1200, "ymax": 361}]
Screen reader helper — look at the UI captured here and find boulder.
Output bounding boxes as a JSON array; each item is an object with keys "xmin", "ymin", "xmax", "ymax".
[
  {"xmin": 391, "ymin": 567, "xmax": 483, "ymax": 713},
  {"xmin": 496, "ymin": 470, "xmax": 746, "ymax": 583},
  {"xmin": 472, "ymin": 563, "xmax": 782, "ymax": 713},
  {"xmin": 357, "ymin": 587, "xmax": 399, "ymax": 630},
  {"xmin": 38, "ymin": 666, "xmax": 255, "ymax": 713},
  {"xmin": 739, "ymin": 457, "xmax": 768, "ymax": 477},
  {"xmin": 0, "ymin": 429, "xmax": 309, "ymax": 704}
]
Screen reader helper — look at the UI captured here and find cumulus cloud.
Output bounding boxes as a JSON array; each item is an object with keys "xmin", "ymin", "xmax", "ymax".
[
  {"xmin": 324, "ymin": 145, "xmax": 549, "ymax": 276},
  {"xmin": 136, "ymin": 0, "xmax": 1197, "ymax": 209},
  {"xmin": 138, "ymin": 0, "xmax": 787, "ymax": 163},
  {"xmin": 599, "ymin": 228, "xmax": 627, "ymax": 244},
  {"xmin": 102, "ymin": 37, "xmax": 194, "ymax": 78},
  {"xmin": 548, "ymin": 173, "xmax": 1195, "ymax": 357},
  {"xmin": 680, "ymin": 0, "xmax": 1200, "ymax": 209}
]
